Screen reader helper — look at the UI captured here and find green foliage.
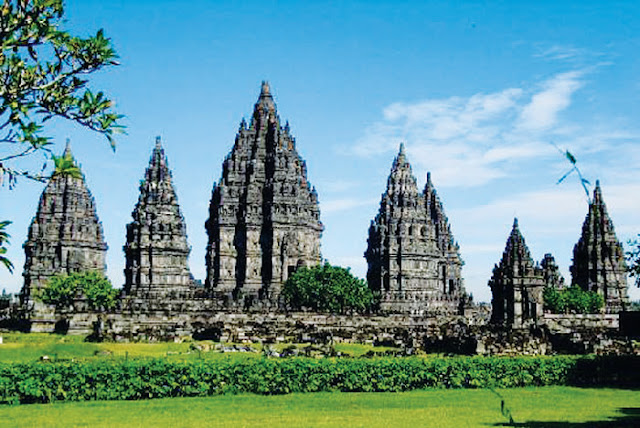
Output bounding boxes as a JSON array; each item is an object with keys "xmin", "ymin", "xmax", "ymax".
[
  {"xmin": 0, "ymin": 355, "xmax": 637, "ymax": 404},
  {"xmin": 51, "ymin": 150, "xmax": 81, "ymax": 178},
  {"xmin": 543, "ymin": 285, "xmax": 604, "ymax": 314},
  {"xmin": 0, "ymin": 0, "xmax": 124, "ymax": 187},
  {"xmin": 0, "ymin": 220, "xmax": 13, "ymax": 272},
  {"xmin": 553, "ymin": 144, "xmax": 591, "ymax": 203},
  {"xmin": 282, "ymin": 263, "xmax": 375, "ymax": 314},
  {"xmin": 627, "ymin": 235, "xmax": 640, "ymax": 288},
  {"xmin": 37, "ymin": 271, "xmax": 117, "ymax": 311}
]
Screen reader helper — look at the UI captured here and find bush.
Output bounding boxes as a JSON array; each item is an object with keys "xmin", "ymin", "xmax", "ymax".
[
  {"xmin": 0, "ymin": 355, "xmax": 637, "ymax": 404},
  {"xmin": 282, "ymin": 263, "xmax": 375, "ymax": 314},
  {"xmin": 37, "ymin": 272, "xmax": 118, "ymax": 311},
  {"xmin": 543, "ymin": 285, "xmax": 604, "ymax": 314}
]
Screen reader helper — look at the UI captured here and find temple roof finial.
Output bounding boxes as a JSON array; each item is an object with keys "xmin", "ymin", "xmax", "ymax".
[
  {"xmin": 513, "ymin": 217, "xmax": 519, "ymax": 229},
  {"xmin": 593, "ymin": 179, "xmax": 602, "ymax": 203},
  {"xmin": 155, "ymin": 136, "xmax": 162, "ymax": 149},
  {"xmin": 255, "ymin": 80, "xmax": 276, "ymax": 113},
  {"xmin": 63, "ymin": 138, "xmax": 72, "ymax": 158},
  {"xmin": 260, "ymin": 81, "xmax": 271, "ymax": 97},
  {"xmin": 394, "ymin": 142, "xmax": 407, "ymax": 165}
]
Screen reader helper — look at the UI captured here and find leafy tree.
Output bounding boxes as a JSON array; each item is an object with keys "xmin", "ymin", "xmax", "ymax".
[
  {"xmin": 38, "ymin": 271, "xmax": 118, "ymax": 310},
  {"xmin": 0, "ymin": 0, "xmax": 124, "ymax": 187},
  {"xmin": 543, "ymin": 284, "xmax": 604, "ymax": 314},
  {"xmin": 0, "ymin": 220, "xmax": 13, "ymax": 272},
  {"xmin": 626, "ymin": 235, "xmax": 640, "ymax": 288},
  {"xmin": 51, "ymin": 143, "xmax": 80, "ymax": 178},
  {"xmin": 282, "ymin": 263, "xmax": 376, "ymax": 314}
]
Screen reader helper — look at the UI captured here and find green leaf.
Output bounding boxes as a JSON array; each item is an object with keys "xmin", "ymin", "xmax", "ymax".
[{"xmin": 565, "ymin": 151, "xmax": 577, "ymax": 165}]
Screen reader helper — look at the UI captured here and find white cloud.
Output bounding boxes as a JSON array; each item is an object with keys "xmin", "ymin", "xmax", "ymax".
[
  {"xmin": 350, "ymin": 70, "xmax": 606, "ymax": 188},
  {"xmin": 519, "ymin": 70, "xmax": 585, "ymax": 131},
  {"xmin": 534, "ymin": 45, "xmax": 586, "ymax": 61}
]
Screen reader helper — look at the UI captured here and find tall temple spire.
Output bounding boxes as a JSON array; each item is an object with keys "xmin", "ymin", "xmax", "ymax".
[
  {"xmin": 502, "ymin": 218, "xmax": 533, "ymax": 274},
  {"xmin": 260, "ymin": 80, "xmax": 271, "ymax": 97},
  {"xmin": 570, "ymin": 181, "xmax": 628, "ymax": 312},
  {"xmin": 385, "ymin": 143, "xmax": 419, "ymax": 208},
  {"xmin": 63, "ymin": 138, "xmax": 72, "ymax": 158},
  {"xmin": 206, "ymin": 82, "xmax": 322, "ymax": 308},
  {"xmin": 123, "ymin": 137, "xmax": 193, "ymax": 302},
  {"xmin": 365, "ymin": 145, "xmax": 465, "ymax": 315},
  {"xmin": 253, "ymin": 80, "xmax": 276, "ymax": 118},
  {"xmin": 22, "ymin": 144, "xmax": 107, "ymax": 325},
  {"xmin": 489, "ymin": 219, "xmax": 544, "ymax": 327},
  {"xmin": 393, "ymin": 142, "xmax": 408, "ymax": 169}
]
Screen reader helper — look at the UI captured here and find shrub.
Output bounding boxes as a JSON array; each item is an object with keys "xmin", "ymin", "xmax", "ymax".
[
  {"xmin": 543, "ymin": 285, "xmax": 604, "ymax": 314},
  {"xmin": 37, "ymin": 272, "xmax": 118, "ymax": 311},
  {"xmin": 0, "ymin": 355, "xmax": 637, "ymax": 404},
  {"xmin": 282, "ymin": 263, "xmax": 375, "ymax": 314}
]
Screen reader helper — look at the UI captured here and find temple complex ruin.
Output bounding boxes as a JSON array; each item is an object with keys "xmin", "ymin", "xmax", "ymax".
[
  {"xmin": 21, "ymin": 143, "xmax": 108, "ymax": 309},
  {"xmin": 489, "ymin": 219, "xmax": 544, "ymax": 328},
  {"xmin": 571, "ymin": 181, "xmax": 629, "ymax": 312},
  {"xmin": 205, "ymin": 82, "xmax": 323, "ymax": 308},
  {"xmin": 365, "ymin": 144, "xmax": 466, "ymax": 315},
  {"xmin": 122, "ymin": 137, "xmax": 194, "ymax": 305},
  {"xmin": 8, "ymin": 83, "xmax": 633, "ymax": 353}
]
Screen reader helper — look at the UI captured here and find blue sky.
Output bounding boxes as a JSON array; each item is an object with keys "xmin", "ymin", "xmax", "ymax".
[{"xmin": 1, "ymin": 0, "xmax": 639, "ymax": 302}]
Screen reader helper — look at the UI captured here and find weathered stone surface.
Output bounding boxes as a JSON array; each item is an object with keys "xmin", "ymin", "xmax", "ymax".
[
  {"xmin": 22, "ymin": 143, "xmax": 107, "ymax": 310},
  {"xmin": 365, "ymin": 144, "xmax": 466, "ymax": 315},
  {"xmin": 541, "ymin": 253, "xmax": 565, "ymax": 289},
  {"xmin": 571, "ymin": 181, "xmax": 628, "ymax": 312},
  {"xmin": 123, "ymin": 137, "xmax": 194, "ymax": 304},
  {"xmin": 205, "ymin": 82, "xmax": 323, "ymax": 308},
  {"xmin": 49, "ymin": 309, "xmax": 633, "ymax": 356},
  {"xmin": 489, "ymin": 219, "xmax": 544, "ymax": 328}
]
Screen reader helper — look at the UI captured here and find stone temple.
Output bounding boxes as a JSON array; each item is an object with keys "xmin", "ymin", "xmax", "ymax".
[
  {"xmin": 205, "ymin": 82, "xmax": 323, "ymax": 308},
  {"xmin": 365, "ymin": 144, "xmax": 465, "ymax": 315},
  {"xmin": 123, "ymin": 137, "xmax": 194, "ymax": 305},
  {"xmin": 570, "ymin": 181, "xmax": 628, "ymax": 312},
  {"xmin": 22, "ymin": 143, "xmax": 108, "ymax": 308},
  {"xmin": 489, "ymin": 219, "xmax": 544, "ymax": 328}
]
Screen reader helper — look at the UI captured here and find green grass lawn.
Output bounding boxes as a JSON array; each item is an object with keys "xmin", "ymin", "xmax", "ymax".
[
  {"xmin": 0, "ymin": 387, "xmax": 638, "ymax": 427},
  {"xmin": 0, "ymin": 332, "xmax": 398, "ymax": 363}
]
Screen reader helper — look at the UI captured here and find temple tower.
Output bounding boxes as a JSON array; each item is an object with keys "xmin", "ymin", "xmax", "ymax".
[
  {"xmin": 123, "ymin": 137, "xmax": 194, "ymax": 302},
  {"xmin": 540, "ymin": 253, "xmax": 564, "ymax": 289},
  {"xmin": 570, "ymin": 181, "xmax": 628, "ymax": 312},
  {"xmin": 489, "ymin": 219, "xmax": 544, "ymax": 328},
  {"xmin": 205, "ymin": 82, "xmax": 323, "ymax": 308},
  {"xmin": 22, "ymin": 143, "xmax": 107, "ymax": 307},
  {"xmin": 365, "ymin": 144, "xmax": 465, "ymax": 315}
]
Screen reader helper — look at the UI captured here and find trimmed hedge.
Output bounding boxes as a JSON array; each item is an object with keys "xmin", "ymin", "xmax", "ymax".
[{"xmin": 0, "ymin": 356, "xmax": 638, "ymax": 404}]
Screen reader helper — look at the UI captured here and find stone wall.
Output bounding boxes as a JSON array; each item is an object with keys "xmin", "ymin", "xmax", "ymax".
[
  {"xmin": 14, "ymin": 303, "xmax": 636, "ymax": 356},
  {"xmin": 28, "ymin": 308, "xmax": 630, "ymax": 356},
  {"xmin": 543, "ymin": 313, "xmax": 619, "ymax": 332},
  {"xmin": 80, "ymin": 312, "xmax": 472, "ymax": 346}
]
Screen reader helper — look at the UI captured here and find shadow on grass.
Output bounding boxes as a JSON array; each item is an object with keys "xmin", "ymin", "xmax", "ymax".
[{"xmin": 493, "ymin": 407, "xmax": 640, "ymax": 427}]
